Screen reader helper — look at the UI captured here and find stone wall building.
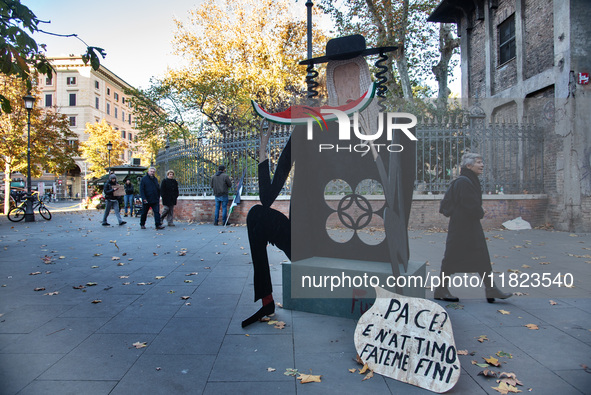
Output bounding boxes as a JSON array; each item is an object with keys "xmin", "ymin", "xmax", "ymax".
[{"xmin": 429, "ymin": 0, "xmax": 591, "ymax": 231}]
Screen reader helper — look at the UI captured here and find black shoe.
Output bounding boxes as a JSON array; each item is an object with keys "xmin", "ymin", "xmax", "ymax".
[
  {"xmin": 140, "ymin": 225, "xmax": 146, "ymax": 229},
  {"xmin": 156, "ymin": 225, "xmax": 165, "ymax": 230},
  {"xmin": 102, "ymin": 223, "xmax": 110, "ymax": 226},
  {"xmin": 485, "ymin": 285, "xmax": 512, "ymax": 303},
  {"xmin": 119, "ymin": 221, "xmax": 127, "ymax": 226},
  {"xmin": 242, "ymin": 302, "xmax": 275, "ymax": 328},
  {"xmin": 434, "ymin": 287, "xmax": 459, "ymax": 302},
  {"xmin": 213, "ymin": 223, "xmax": 218, "ymax": 226},
  {"xmin": 124, "ymin": 214, "xmax": 128, "ymax": 217}
]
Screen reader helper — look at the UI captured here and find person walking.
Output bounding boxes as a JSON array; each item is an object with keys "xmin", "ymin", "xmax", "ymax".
[
  {"xmin": 102, "ymin": 174, "xmax": 126, "ymax": 226},
  {"xmin": 123, "ymin": 179, "xmax": 135, "ymax": 217},
  {"xmin": 139, "ymin": 167, "xmax": 165, "ymax": 230},
  {"xmin": 434, "ymin": 152, "xmax": 512, "ymax": 303},
  {"xmin": 160, "ymin": 170, "xmax": 179, "ymax": 226},
  {"xmin": 210, "ymin": 165, "xmax": 232, "ymax": 226}
]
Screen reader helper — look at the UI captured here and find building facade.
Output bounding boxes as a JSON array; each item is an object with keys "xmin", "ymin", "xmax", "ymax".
[
  {"xmin": 429, "ymin": 0, "xmax": 591, "ymax": 231},
  {"xmin": 34, "ymin": 56, "xmax": 141, "ymax": 199}
]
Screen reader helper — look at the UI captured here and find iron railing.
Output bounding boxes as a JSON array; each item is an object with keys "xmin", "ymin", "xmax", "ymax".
[{"xmin": 155, "ymin": 119, "xmax": 544, "ymax": 196}]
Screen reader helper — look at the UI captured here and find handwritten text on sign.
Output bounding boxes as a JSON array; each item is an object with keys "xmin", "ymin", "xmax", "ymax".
[{"xmin": 354, "ymin": 287, "xmax": 460, "ymax": 393}]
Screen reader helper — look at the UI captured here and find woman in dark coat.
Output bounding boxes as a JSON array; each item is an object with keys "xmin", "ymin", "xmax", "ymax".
[
  {"xmin": 435, "ymin": 153, "xmax": 512, "ymax": 303},
  {"xmin": 160, "ymin": 170, "xmax": 179, "ymax": 226}
]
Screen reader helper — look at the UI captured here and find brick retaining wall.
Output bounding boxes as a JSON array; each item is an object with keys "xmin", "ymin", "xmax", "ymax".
[{"xmin": 173, "ymin": 194, "xmax": 548, "ymax": 230}]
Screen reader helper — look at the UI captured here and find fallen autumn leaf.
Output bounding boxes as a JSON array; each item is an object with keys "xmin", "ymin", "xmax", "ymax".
[
  {"xmin": 132, "ymin": 341, "xmax": 147, "ymax": 349},
  {"xmin": 298, "ymin": 373, "xmax": 322, "ymax": 383}
]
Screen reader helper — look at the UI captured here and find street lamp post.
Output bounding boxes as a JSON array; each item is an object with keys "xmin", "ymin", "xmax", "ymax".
[
  {"xmin": 23, "ymin": 94, "xmax": 35, "ymax": 222},
  {"xmin": 107, "ymin": 141, "xmax": 113, "ymax": 172},
  {"xmin": 165, "ymin": 133, "xmax": 170, "ymax": 171}
]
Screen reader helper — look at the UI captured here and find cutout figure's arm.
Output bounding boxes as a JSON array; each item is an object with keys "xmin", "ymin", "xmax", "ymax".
[{"xmin": 258, "ymin": 134, "xmax": 292, "ymax": 208}]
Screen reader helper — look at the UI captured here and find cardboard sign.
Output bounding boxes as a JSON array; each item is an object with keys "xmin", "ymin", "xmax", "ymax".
[
  {"xmin": 112, "ymin": 185, "xmax": 125, "ymax": 197},
  {"xmin": 354, "ymin": 287, "xmax": 460, "ymax": 393}
]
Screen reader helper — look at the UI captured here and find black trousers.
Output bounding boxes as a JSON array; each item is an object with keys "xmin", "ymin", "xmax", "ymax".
[
  {"xmin": 247, "ymin": 205, "xmax": 291, "ymax": 301},
  {"xmin": 140, "ymin": 202, "xmax": 161, "ymax": 227}
]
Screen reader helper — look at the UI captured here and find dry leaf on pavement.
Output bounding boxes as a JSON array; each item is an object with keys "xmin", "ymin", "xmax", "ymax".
[
  {"xmin": 274, "ymin": 321, "xmax": 286, "ymax": 329},
  {"xmin": 525, "ymin": 324, "xmax": 539, "ymax": 330},
  {"xmin": 498, "ymin": 310, "xmax": 511, "ymax": 315},
  {"xmin": 362, "ymin": 370, "xmax": 374, "ymax": 381},
  {"xmin": 284, "ymin": 368, "xmax": 299, "ymax": 377},
  {"xmin": 492, "ymin": 381, "xmax": 522, "ymax": 394},
  {"xmin": 477, "ymin": 335, "xmax": 489, "ymax": 343},
  {"xmin": 267, "ymin": 367, "xmax": 276, "ymax": 372},
  {"xmin": 355, "ymin": 354, "xmax": 364, "ymax": 365},
  {"xmin": 359, "ymin": 363, "xmax": 370, "ymax": 374},
  {"xmin": 478, "ymin": 368, "xmax": 498, "ymax": 377},
  {"xmin": 484, "ymin": 356, "xmax": 501, "ymax": 367},
  {"xmin": 298, "ymin": 373, "xmax": 322, "ymax": 383},
  {"xmin": 132, "ymin": 341, "xmax": 147, "ymax": 349}
]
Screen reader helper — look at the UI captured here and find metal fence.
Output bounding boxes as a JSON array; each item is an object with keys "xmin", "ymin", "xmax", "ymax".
[{"xmin": 155, "ymin": 118, "xmax": 544, "ymax": 196}]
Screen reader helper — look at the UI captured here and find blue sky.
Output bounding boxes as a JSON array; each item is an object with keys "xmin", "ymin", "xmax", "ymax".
[
  {"xmin": 26, "ymin": 0, "xmax": 206, "ymax": 88},
  {"xmin": 24, "ymin": 0, "xmax": 458, "ymax": 94}
]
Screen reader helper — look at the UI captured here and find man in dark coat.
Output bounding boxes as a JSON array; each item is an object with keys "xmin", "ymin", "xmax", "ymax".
[
  {"xmin": 160, "ymin": 170, "xmax": 179, "ymax": 226},
  {"xmin": 139, "ymin": 167, "xmax": 164, "ymax": 230},
  {"xmin": 435, "ymin": 153, "xmax": 511, "ymax": 303},
  {"xmin": 210, "ymin": 165, "xmax": 232, "ymax": 225}
]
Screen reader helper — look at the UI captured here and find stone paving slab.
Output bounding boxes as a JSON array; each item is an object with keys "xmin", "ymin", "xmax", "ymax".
[{"xmin": 0, "ymin": 210, "xmax": 590, "ymax": 394}]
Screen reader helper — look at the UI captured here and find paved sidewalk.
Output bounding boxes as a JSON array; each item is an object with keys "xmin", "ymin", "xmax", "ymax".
[{"xmin": 0, "ymin": 210, "xmax": 589, "ymax": 394}]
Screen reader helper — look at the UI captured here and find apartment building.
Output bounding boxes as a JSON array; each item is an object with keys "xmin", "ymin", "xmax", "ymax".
[{"xmin": 35, "ymin": 56, "xmax": 141, "ymax": 199}]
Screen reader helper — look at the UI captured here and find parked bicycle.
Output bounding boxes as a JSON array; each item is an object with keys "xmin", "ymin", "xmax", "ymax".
[{"xmin": 7, "ymin": 192, "xmax": 52, "ymax": 222}]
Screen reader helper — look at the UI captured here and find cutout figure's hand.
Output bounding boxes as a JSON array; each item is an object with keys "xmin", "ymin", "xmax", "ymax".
[{"xmin": 259, "ymin": 121, "xmax": 271, "ymax": 163}]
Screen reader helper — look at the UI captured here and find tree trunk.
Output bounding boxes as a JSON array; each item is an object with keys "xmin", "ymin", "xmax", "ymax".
[
  {"xmin": 432, "ymin": 23, "xmax": 460, "ymax": 114},
  {"xmin": 394, "ymin": 0, "xmax": 413, "ymax": 100},
  {"xmin": 396, "ymin": 55, "xmax": 414, "ymax": 100}
]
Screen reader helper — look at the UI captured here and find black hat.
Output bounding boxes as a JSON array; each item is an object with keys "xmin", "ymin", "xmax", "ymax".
[
  {"xmin": 299, "ymin": 34, "xmax": 397, "ymax": 65},
  {"xmin": 218, "ymin": 165, "xmax": 226, "ymax": 171},
  {"xmin": 109, "ymin": 174, "xmax": 117, "ymax": 179}
]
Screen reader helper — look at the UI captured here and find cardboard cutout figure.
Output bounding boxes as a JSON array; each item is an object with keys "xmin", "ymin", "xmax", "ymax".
[{"xmin": 244, "ymin": 35, "xmax": 415, "ymax": 326}]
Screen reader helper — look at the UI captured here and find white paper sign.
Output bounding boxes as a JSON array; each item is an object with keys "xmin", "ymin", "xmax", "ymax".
[{"xmin": 354, "ymin": 287, "xmax": 460, "ymax": 393}]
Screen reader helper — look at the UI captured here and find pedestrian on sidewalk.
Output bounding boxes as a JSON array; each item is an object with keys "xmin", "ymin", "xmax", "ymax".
[
  {"xmin": 210, "ymin": 165, "xmax": 232, "ymax": 226},
  {"xmin": 139, "ymin": 167, "xmax": 164, "ymax": 230},
  {"xmin": 102, "ymin": 174, "xmax": 127, "ymax": 226},
  {"xmin": 435, "ymin": 152, "xmax": 511, "ymax": 303},
  {"xmin": 160, "ymin": 170, "xmax": 179, "ymax": 226},
  {"xmin": 123, "ymin": 179, "xmax": 135, "ymax": 217}
]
